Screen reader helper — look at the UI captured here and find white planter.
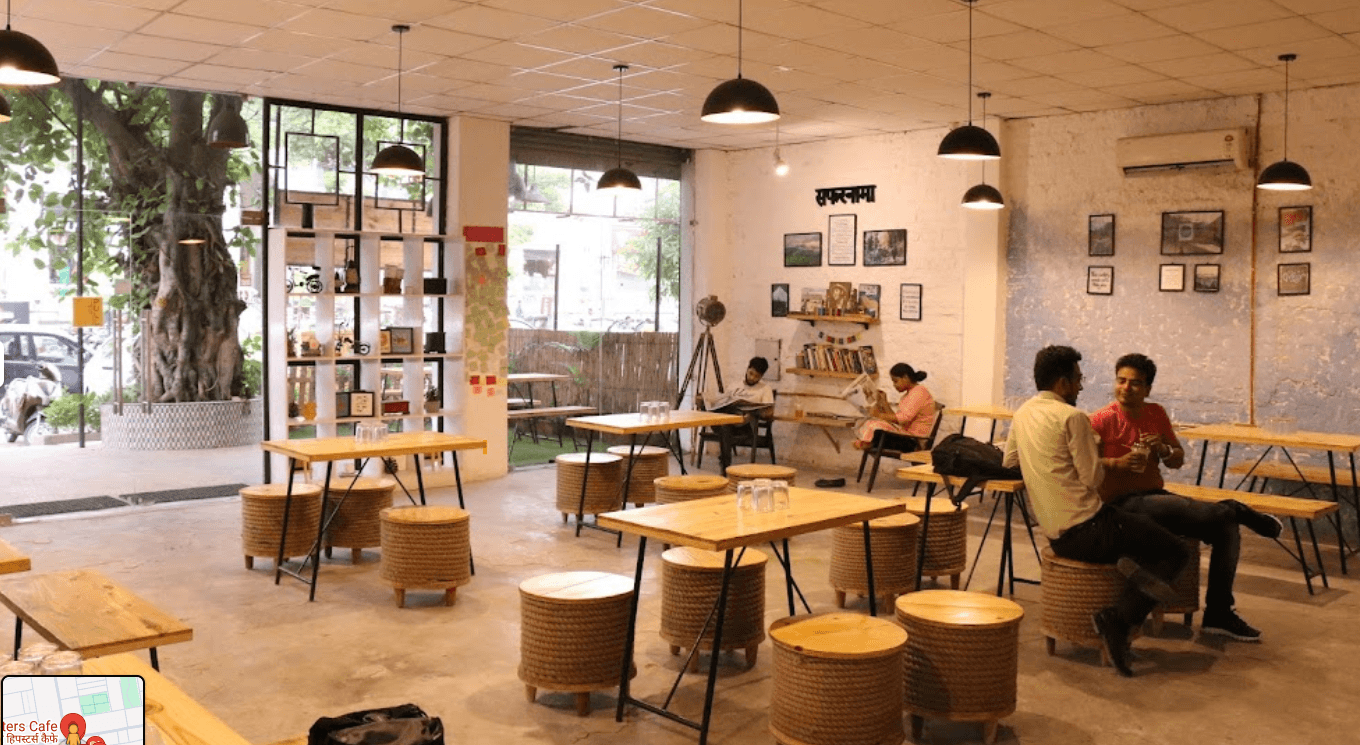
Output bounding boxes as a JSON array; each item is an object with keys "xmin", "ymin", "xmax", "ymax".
[{"xmin": 100, "ymin": 399, "xmax": 262, "ymax": 450}]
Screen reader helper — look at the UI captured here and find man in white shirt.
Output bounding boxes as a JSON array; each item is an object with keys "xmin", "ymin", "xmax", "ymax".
[
  {"xmin": 705, "ymin": 357, "xmax": 774, "ymax": 473},
  {"xmin": 1004, "ymin": 345, "xmax": 1188, "ymax": 677}
]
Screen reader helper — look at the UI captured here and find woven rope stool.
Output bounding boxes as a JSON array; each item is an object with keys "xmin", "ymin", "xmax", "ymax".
[
  {"xmin": 240, "ymin": 483, "xmax": 323, "ymax": 570},
  {"xmin": 379, "ymin": 505, "xmax": 471, "ymax": 608},
  {"xmin": 1039, "ymin": 547, "xmax": 1139, "ymax": 666},
  {"xmin": 655, "ymin": 474, "xmax": 730, "ymax": 504},
  {"xmin": 769, "ymin": 612, "xmax": 907, "ymax": 745},
  {"xmin": 322, "ymin": 476, "xmax": 396, "ymax": 564},
  {"xmin": 725, "ymin": 463, "xmax": 797, "ymax": 492},
  {"xmin": 829, "ymin": 512, "xmax": 921, "ymax": 610},
  {"xmin": 519, "ymin": 571, "xmax": 636, "ymax": 717},
  {"xmin": 900, "ymin": 496, "xmax": 969, "ymax": 589},
  {"xmin": 607, "ymin": 445, "xmax": 670, "ymax": 507},
  {"xmin": 1151, "ymin": 538, "xmax": 1201, "ymax": 634},
  {"xmin": 555, "ymin": 453, "xmax": 623, "ymax": 522},
  {"xmin": 661, "ymin": 547, "xmax": 767, "ymax": 671},
  {"xmin": 896, "ymin": 590, "xmax": 1024, "ymax": 744}
]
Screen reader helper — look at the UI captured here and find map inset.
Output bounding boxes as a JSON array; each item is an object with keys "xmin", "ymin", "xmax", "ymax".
[{"xmin": 2, "ymin": 676, "xmax": 144, "ymax": 745}]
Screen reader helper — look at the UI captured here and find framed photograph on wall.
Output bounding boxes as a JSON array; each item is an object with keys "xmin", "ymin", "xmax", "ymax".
[
  {"xmin": 349, "ymin": 390, "xmax": 376, "ymax": 417},
  {"xmin": 899, "ymin": 283, "xmax": 922, "ymax": 321},
  {"xmin": 1279, "ymin": 205, "xmax": 1312, "ymax": 253},
  {"xmin": 389, "ymin": 326, "xmax": 416, "ymax": 355},
  {"xmin": 783, "ymin": 232, "xmax": 823, "ymax": 267},
  {"xmin": 1193, "ymin": 264, "xmax": 1220, "ymax": 293},
  {"xmin": 864, "ymin": 229, "xmax": 907, "ymax": 266},
  {"xmin": 1089, "ymin": 214, "xmax": 1115, "ymax": 256},
  {"xmin": 1087, "ymin": 266, "xmax": 1114, "ymax": 295},
  {"xmin": 1161, "ymin": 210, "xmax": 1224, "ymax": 254},
  {"xmin": 1159, "ymin": 263, "xmax": 1185, "ymax": 292},
  {"xmin": 1278, "ymin": 262, "xmax": 1311, "ymax": 296},
  {"xmin": 827, "ymin": 214, "xmax": 857, "ymax": 266},
  {"xmin": 770, "ymin": 283, "xmax": 789, "ymax": 317}
]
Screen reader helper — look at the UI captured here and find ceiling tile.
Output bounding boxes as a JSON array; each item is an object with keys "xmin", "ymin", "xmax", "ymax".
[
  {"xmin": 579, "ymin": 5, "xmax": 713, "ymax": 38},
  {"xmin": 662, "ymin": 23, "xmax": 783, "ymax": 54},
  {"xmin": 1196, "ymin": 17, "xmax": 1334, "ymax": 51},
  {"xmin": 799, "ymin": 82, "xmax": 900, "ymax": 107},
  {"xmin": 278, "ymin": 9, "xmax": 396, "ymax": 42},
  {"xmin": 606, "ymin": 40, "xmax": 713, "ymax": 67},
  {"xmin": 496, "ymin": 70, "xmax": 600, "ymax": 92},
  {"xmin": 399, "ymin": 26, "xmax": 499, "ymax": 58},
  {"xmin": 963, "ymin": 30, "xmax": 1079, "ymax": 60},
  {"xmin": 804, "ymin": 26, "xmax": 933, "ymax": 57},
  {"xmin": 462, "ymin": 42, "xmax": 580, "ymax": 68},
  {"xmin": 1104, "ymin": 78, "xmax": 1215, "ymax": 103},
  {"xmin": 995, "ymin": 75, "xmax": 1085, "ymax": 97},
  {"xmin": 1044, "ymin": 13, "xmax": 1178, "ymax": 47},
  {"xmin": 744, "ymin": 3, "xmax": 871, "ymax": 41},
  {"xmin": 1234, "ymin": 37, "xmax": 1360, "ymax": 68},
  {"xmin": 1273, "ymin": 0, "xmax": 1357, "ymax": 11},
  {"xmin": 24, "ymin": 0, "xmax": 158, "ymax": 30},
  {"xmin": 340, "ymin": 42, "xmax": 445, "ymax": 72},
  {"xmin": 172, "ymin": 0, "xmax": 307, "ymax": 26},
  {"xmin": 807, "ymin": 0, "xmax": 959, "ymax": 25},
  {"xmin": 536, "ymin": 55, "xmax": 646, "ymax": 79},
  {"xmin": 983, "ymin": 0, "xmax": 1130, "ymax": 28},
  {"xmin": 856, "ymin": 42, "xmax": 971, "ymax": 72},
  {"xmin": 111, "ymin": 34, "xmax": 226, "ymax": 62},
  {"xmin": 516, "ymin": 24, "xmax": 643, "ymax": 54},
  {"xmin": 426, "ymin": 6, "xmax": 559, "ymax": 40},
  {"xmin": 205, "ymin": 48, "xmax": 319, "ymax": 73},
  {"xmin": 173, "ymin": 63, "xmax": 278, "ymax": 86},
  {"xmin": 244, "ymin": 30, "xmax": 352, "ymax": 58},
  {"xmin": 139, "ymin": 13, "xmax": 264, "ymax": 46},
  {"xmin": 80, "ymin": 51, "xmax": 191, "ymax": 76},
  {"xmin": 1183, "ymin": 67, "xmax": 1284, "ymax": 94},
  {"xmin": 1011, "ymin": 49, "xmax": 1127, "ymax": 76},
  {"xmin": 482, "ymin": 0, "xmax": 631, "ymax": 22},
  {"xmin": 891, "ymin": 10, "xmax": 1025, "ymax": 45},
  {"xmin": 926, "ymin": 60, "xmax": 1041, "ymax": 87},
  {"xmin": 465, "ymin": 82, "xmax": 564, "ymax": 104},
  {"xmin": 325, "ymin": 0, "xmax": 473, "ymax": 23},
  {"xmin": 1289, "ymin": 54, "xmax": 1360, "ymax": 82},
  {"xmin": 1028, "ymin": 88, "xmax": 1136, "ymax": 111},
  {"xmin": 1145, "ymin": 0, "xmax": 1293, "ymax": 33},
  {"xmin": 640, "ymin": 0, "xmax": 735, "ymax": 24},
  {"xmin": 421, "ymin": 57, "xmax": 517, "ymax": 84},
  {"xmin": 1143, "ymin": 52, "xmax": 1256, "ymax": 77},
  {"xmin": 69, "ymin": 66, "xmax": 164, "ymax": 85},
  {"xmin": 292, "ymin": 58, "xmax": 390, "ymax": 85},
  {"xmin": 1310, "ymin": 7, "xmax": 1360, "ymax": 34},
  {"xmin": 1057, "ymin": 64, "xmax": 1165, "ymax": 87},
  {"xmin": 1099, "ymin": 34, "xmax": 1220, "ymax": 63}
]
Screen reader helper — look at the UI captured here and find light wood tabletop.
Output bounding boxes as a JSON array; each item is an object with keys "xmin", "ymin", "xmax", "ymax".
[
  {"xmin": 1176, "ymin": 423, "xmax": 1360, "ymax": 452},
  {"xmin": 896, "ymin": 464, "xmax": 1025, "ymax": 493},
  {"xmin": 0, "ymin": 568, "xmax": 193, "ymax": 659},
  {"xmin": 82, "ymin": 654, "xmax": 253, "ymax": 745},
  {"xmin": 507, "ymin": 373, "xmax": 571, "ymax": 384},
  {"xmin": 597, "ymin": 488, "xmax": 904, "ymax": 551},
  {"xmin": 260, "ymin": 431, "xmax": 488, "ymax": 465},
  {"xmin": 567, "ymin": 410, "xmax": 744, "ymax": 435},
  {"xmin": 0, "ymin": 539, "xmax": 31, "ymax": 574},
  {"xmin": 945, "ymin": 404, "xmax": 1014, "ymax": 420}
]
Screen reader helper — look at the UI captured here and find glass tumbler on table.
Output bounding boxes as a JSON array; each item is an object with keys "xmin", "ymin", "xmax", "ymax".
[
  {"xmin": 736, "ymin": 482, "xmax": 755, "ymax": 513},
  {"xmin": 771, "ymin": 480, "xmax": 790, "ymax": 510}
]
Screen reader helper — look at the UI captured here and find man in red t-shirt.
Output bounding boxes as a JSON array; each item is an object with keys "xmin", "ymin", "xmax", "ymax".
[{"xmin": 1091, "ymin": 353, "xmax": 1282, "ymax": 643}]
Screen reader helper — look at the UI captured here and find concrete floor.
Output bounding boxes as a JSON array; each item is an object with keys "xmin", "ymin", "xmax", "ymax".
[{"xmin": 0, "ymin": 442, "xmax": 1356, "ymax": 744}]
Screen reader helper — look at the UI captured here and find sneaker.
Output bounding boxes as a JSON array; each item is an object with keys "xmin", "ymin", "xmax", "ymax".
[
  {"xmin": 1202, "ymin": 608, "xmax": 1263, "ymax": 642},
  {"xmin": 1092, "ymin": 608, "xmax": 1134, "ymax": 677},
  {"xmin": 1233, "ymin": 502, "xmax": 1284, "ymax": 539},
  {"xmin": 1116, "ymin": 557, "xmax": 1180, "ymax": 605}
]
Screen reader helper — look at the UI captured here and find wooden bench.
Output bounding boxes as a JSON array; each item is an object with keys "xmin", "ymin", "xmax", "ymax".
[
  {"xmin": 509, "ymin": 405, "xmax": 598, "ymax": 451},
  {"xmin": 83, "ymin": 653, "xmax": 255, "ymax": 745},
  {"xmin": 0, "ymin": 568, "xmax": 193, "ymax": 669},
  {"xmin": 0, "ymin": 538, "xmax": 31, "ymax": 574},
  {"xmin": 1162, "ymin": 482, "xmax": 1339, "ymax": 594},
  {"xmin": 1226, "ymin": 460, "xmax": 1359, "ymax": 491}
]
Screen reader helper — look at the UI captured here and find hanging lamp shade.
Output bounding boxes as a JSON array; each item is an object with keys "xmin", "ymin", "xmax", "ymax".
[
  {"xmin": 938, "ymin": 124, "xmax": 1000, "ymax": 160},
  {"xmin": 598, "ymin": 63, "xmax": 641, "ymax": 194},
  {"xmin": 0, "ymin": 93, "xmax": 10, "ymax": 123},
  {"xmin": 962, "ymin": 183, "xmax": 1004, "ymax": 210},
  {"xmin": 702, "ymin": 77, "xmax": 780, "ymax": 124},
  {"xmin": 1257, "ymin": 53, "xmax": 1311, "ymax": 191},
  {"xmin": 0, "ymin": 28, "xmax": 60, "ymax": 86},
  {"xmin": 206, "ymin": 102, "xmax": 249, "ymax": 149},
  {"xmin": 371, "ymin": 143, "xmax": 425, "ymax": 176}
]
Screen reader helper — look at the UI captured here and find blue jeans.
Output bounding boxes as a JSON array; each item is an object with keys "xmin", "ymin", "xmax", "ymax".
[
  {"xmin": 1049, "ymin": 504, "xmax": 1189, "ymax": 628},
  {"xmin": 1114, "ymin": 489, "xmax": 1243, "ymax": 613}
]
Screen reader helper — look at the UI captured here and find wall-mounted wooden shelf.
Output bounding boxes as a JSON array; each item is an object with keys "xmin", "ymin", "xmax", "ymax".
[
  {"xmin": 785, "ymin": 367, "xmax": 864, "ymax": 380},
  {"xmin": 787, "ymin": 312, "xmax": 879, "ymax": 329}
]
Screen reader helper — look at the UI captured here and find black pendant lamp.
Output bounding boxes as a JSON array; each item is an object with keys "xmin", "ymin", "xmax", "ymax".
[
  {"xmin": 0, "ymin": 0, "xmax": 59, "ymax": 87},
  {"xmin": 597, "ymin": 64, "xmax": 642, "ymax": 193},
  {"xmin": 1258, "ymin": 53, "xmax": 1312, "ymax": 191},
  {"xmin": 371, "ymin": 24, "xmax": 425, "ymax": 178},
  {"xmin": 962, "ymin": 92, "xmax": 1004, "ymax": 210},
  {"xmin": 0, "ymin": 93, "xmax": 10, "ymax": 123},
  {"xmin": 701, "ymin": 0, "xmax": 779, "ymax": 124},
  {"xmin": 206, "ymin": 95, "xmax": 249, "ymax": 149},
  {"xmin": 938, "ymin": 0, "xmax": 999, "ymax": 160}
]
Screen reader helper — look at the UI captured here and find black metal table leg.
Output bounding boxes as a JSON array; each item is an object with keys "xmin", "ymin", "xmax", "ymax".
[
  {"xmin": 576, "ymin": 431, "xmax": 595, "ymax": 537},
  {"xmin": 782, "ymin": 538, "xmax": 794, "ymax": 615},
  {"xmin": 615, "ymin": 536, "xmax": 647, "ymax": 723},
  {"xmin": 1196, "ymin": 440, "xmax": 1209, "ymax": 486},
  {"xmin": 12, "ymin": 615, "xmax": 20, "ymax": 659},
  {"xmin": 414, "ymin": 451, "xmax": 428, "ymax": 507},
  {"xmin": 451, "ymin": 451, "xmax": 465, "ymax": 509},
  {"xmin": 1217, "ymin": 441, "xmax": 1232, "ymax": 488},
  {"xmin": 273, "ymin": 459, "xmax": 300, "ymax": 585},
  {"xmin": 863, "ymin": 521, "xmax": 878, "ymax": 616},
  {"xmin": 915, "ymin": 485, "xmax": 935, "ymax": 591},
  {"xmin": 307, "ymin": 473, "xmax": 331, "ymax": 602},
  {"xmin": 1307, "ymin": 519, "xmax": 1329, "ymax": 589},
  {"xmin": 150, "ymin": 647, "xmax": 160, "ymax": 672},
  {"xmin": 696, "ymin": 550, "xmax": 735, "ymax": 745},
  {"xmin": 1289, "ymin": 518, "xmax": 1315, "ymax": 595}
]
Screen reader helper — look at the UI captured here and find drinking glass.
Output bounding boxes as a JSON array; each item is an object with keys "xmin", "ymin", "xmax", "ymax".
[
  {"xmin": 657, "ymin": 401, "xmax": 671, "ymax": 420},
  {"xmin": 736, "ymin": 483, "xmax": 755, "ymax": 513},
  {"xmin": 771, "ymin": 480, "xmax": 790, "ymax": 510},
  {"xmin": 39, "ymin": 651, "xmax": 83, "ymax": 675},
  {"xmin": 754, "ymin": 482, "xmax": 774, "ymax": 513},
  {"xmin": 17, "ymin": 642, "xmax": 57, "ymax": 665},
  {"xmin": 1130, "ymin": 441, "xmax": 1150, "ymax": 473}
]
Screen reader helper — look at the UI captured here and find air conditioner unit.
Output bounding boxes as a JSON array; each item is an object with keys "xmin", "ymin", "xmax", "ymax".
[{"xmin": 1115, "ymin": 128, "xmax": 1249, "ymax": 174}]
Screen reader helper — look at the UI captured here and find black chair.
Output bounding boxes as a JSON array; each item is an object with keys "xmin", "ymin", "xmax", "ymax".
[
  {"xmin": 695, "ymin": 406, "xmax": 776, "ymax": 469},
  {"xmin": 856, "ymin": 402, "xmax": 946, "ymax": 493}
]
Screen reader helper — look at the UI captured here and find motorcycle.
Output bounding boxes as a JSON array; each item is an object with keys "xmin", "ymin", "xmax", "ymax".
[{"xmin": 1, "ymin": 364, "xmax": 61, "ymax": 444}]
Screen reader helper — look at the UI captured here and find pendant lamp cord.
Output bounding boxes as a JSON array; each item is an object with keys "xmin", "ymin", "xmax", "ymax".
[
  {"xmin": 736, "ymin": 0, "xmax": 744, "ymax": 79},
  {"xmin": 980, "ymin": 92, "xmax": 988, "ymax": 183},
  {"xmin": 616, "ymin": 65, "xmax": 625, "ymax": 167},
  {"xmin": 967, "ymin": 0, "xmax": 974, "ymax": 125},
  {"xmin": 1282, "ymin": 54, "xmax": 1291, "ymax": 161},
  {"xmin": 5, "ymin": 0, "xmax": 10, "ymax": 30},
  {"xmin": 395, "ymin": 25, "xmax": 408, "ymax": 141}
]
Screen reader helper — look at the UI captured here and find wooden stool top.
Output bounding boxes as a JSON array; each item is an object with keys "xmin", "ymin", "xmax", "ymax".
[
  {"xmin": 662, "ymin": 546, "xmax": 768, "ymax": 570},
  {"xmin": 606, "ymin": 445, "xmax": 670, "ymax": 458},
  {"xmin": 0, "ymin": 540, "xmax": 31, "ymax": 575},
  {"xmin": 556, "ymin": 452, "xmax": 623, "ymax": 466},
  {"xmin": 770, "ymin": 612, "xmax": 907, "ymax": 659},
  {"xmin": 726, "ymin": 463, "xmax": 797, "ymax": 480},
  {"xmin": 898, "ymin": 496, "xmax": 969, "ymax": 516},
  {"xmin": 1040, "ymin": 546, "xmax": 1117, "ymax": 570},
  {"xmin": 382, "ymin": 505, "xmax": 469, "ymax": 525},
  {"xmin": 324, "ymin": 476, "xmax": 397, "ymax": 492},
  {"xmin": 865, "ymin": 511, "xmax": 922, "ymax": 530},
  {"xmin": 895, "ymin": 589, "xmax": 1024, "ymax": 628},
  {"xmin": 520, "ymin": 571, "xmax": 633, "ymax": 602},
  {"xmin": 655, "ymin": 474, "xmax": 729, "ymax": 491},
  {"xmin": 240, "ymin": 483, "xmax": 322, "ymax": 499}
]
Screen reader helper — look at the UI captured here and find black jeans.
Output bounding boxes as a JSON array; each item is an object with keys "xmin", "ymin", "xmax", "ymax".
[
  {"xmin": 1049, "ymin": 504, "xmax": 1189, "ymax": 628},
  {"xmin": 1114, "ymin": 489, "xmax": 1243, "ymax": 613}
]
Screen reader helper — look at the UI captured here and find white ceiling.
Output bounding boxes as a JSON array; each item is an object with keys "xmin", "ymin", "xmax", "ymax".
[{"xmin": 17, "ymin": 0, "xmax": 1360, "ymax": 150}]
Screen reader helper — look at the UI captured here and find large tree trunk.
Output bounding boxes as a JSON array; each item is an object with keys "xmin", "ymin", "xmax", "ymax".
[{"xmin": 64, "ymin": 82, "xmax": 246, "ymax": 402}]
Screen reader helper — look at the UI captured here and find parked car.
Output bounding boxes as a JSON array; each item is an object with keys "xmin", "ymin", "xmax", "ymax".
[{"xmin": 1, "ymin": 324, "xmax": 115, "ymax": 394}]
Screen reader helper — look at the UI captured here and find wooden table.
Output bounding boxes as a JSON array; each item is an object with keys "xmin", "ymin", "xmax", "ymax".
[
  {"xmin": 260, "ymin": 431, "xmax": 488, "ymax": 600},
  {"xmin": 598, "ymin": 489, "xmax": 903, "ymax": 745},
  {"xmin": 896, "ymin": 464, "xmax": 1040, "ymax": 596},
  {"xmin": 0, "ymin": 568, "xmax": 192, "ymax": 671},
  {"xmin": 507, "ymin": 373, "xmax": 571, "ymax": 446},
  {"xmin": 83, "ymin": 654, "xmax": 254, "ymax": 745},
  {"xmin": 945, "ymin": 404, "xmax": 1013, "ymax": 443},
  {"xmin": 0, "ymin": 539, "xmax": 31, "ymax": 574},
  {"xmin": 565, "ymin": 411, "xmax": 744, "ymax": 539}
]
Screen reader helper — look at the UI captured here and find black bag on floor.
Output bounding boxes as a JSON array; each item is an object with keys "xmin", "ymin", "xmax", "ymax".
[
  {"xmin": 308, "ymin": 704, "xmax": 445, "ymax": 745},
  {"xmin": 931, "ymin": 433, "xmax": 1021, "ymax": 506}
]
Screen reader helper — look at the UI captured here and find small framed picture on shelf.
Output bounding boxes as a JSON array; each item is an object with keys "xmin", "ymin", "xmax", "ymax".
[
  {"xmin": 1087, "ymin": 266, "xmax": 1114, "ymax": 295},
  {"xmin": 1278, "ymin": 262, "xmax": 1310, "ymax": 296},
  {"xmin": 335, "ymin": 392, "xmax": 351, "ymax": 419},
  {"xmin": 899, "ymin": 283, "xmax": 922, "ymax": 321},
  {"xmin": 379, "ymin": 329, "xmax": 392, "ymax": 355},
  {"xmin": 1194, "ymin": 263, "xmax": 1220, "ymax": 293},
  {"xmin": 771, "ymin": 283, "xmax": 789, "ymax": 317},
  {"xmin": 389, "ymin": 326, "xmax": 416, "ymax": 355},
  {"xmin": 857, "ymin": 284, "xmax": 881, "ymax": 318},
  {"xmin": 1089, "ymin": 214, "xmax": 1115, "ymax": 256},
  {"xmin": 1279, "ymin": 205, "xmax": 1311, "ymax": 253},
  {"xmin": 1159, "ymin": 263, "xmax": 1185, "ymax": 292},
  {"xmin": 349, "ymin": 390, "xmax": 376, "ymax": 417},
  {"xmin": 784, "ymin": 232, "xmax": 823, "ymax": 267}
]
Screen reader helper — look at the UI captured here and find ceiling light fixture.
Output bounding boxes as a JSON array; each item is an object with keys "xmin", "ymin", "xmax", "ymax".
[
  {"xmin": 773, "ymin": 118, "xmax": 789, "ymax": 176},
  {"xmin": 963, "ymin": 92, "xmax": 1004, "ymax": 210},
  {"xmin": 0, "ymin": 0, "xmax": 59, "ymax": 87},
  {"xmin": 701, "ymin": 0, "xmax": 779, "ymax": 124},
  {"xmin": 370, "ymin": 24, "xmax": 425, "ymax": 178},
  {"xmin": 1257, "ymin": 53, "xmax": 1311, "ymax": 192},
  {"xmin": 206, "ymin": 95, "xmax": 250, "ymax": 149},
  {"xmin": 938, "ymin": 0, "xmax": 1000, "ymax": 160},
  {"xmin": 597, "ymin": 64, "xmax": 642, "ymax": 193}
]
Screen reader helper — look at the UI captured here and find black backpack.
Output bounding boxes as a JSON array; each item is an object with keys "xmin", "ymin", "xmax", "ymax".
[
  {"xmin": 931, "ymin": 433, "xmax": 1022, "ymax": 505},
  {"xmin": 309, "ymin": 704, "xmax": 444, "ymax": 745}
]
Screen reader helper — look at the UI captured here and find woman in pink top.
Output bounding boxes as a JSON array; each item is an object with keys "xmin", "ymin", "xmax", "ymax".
[{"xmin": 853, "ymin": 363, "xmax": 936, "ymax": 450}]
